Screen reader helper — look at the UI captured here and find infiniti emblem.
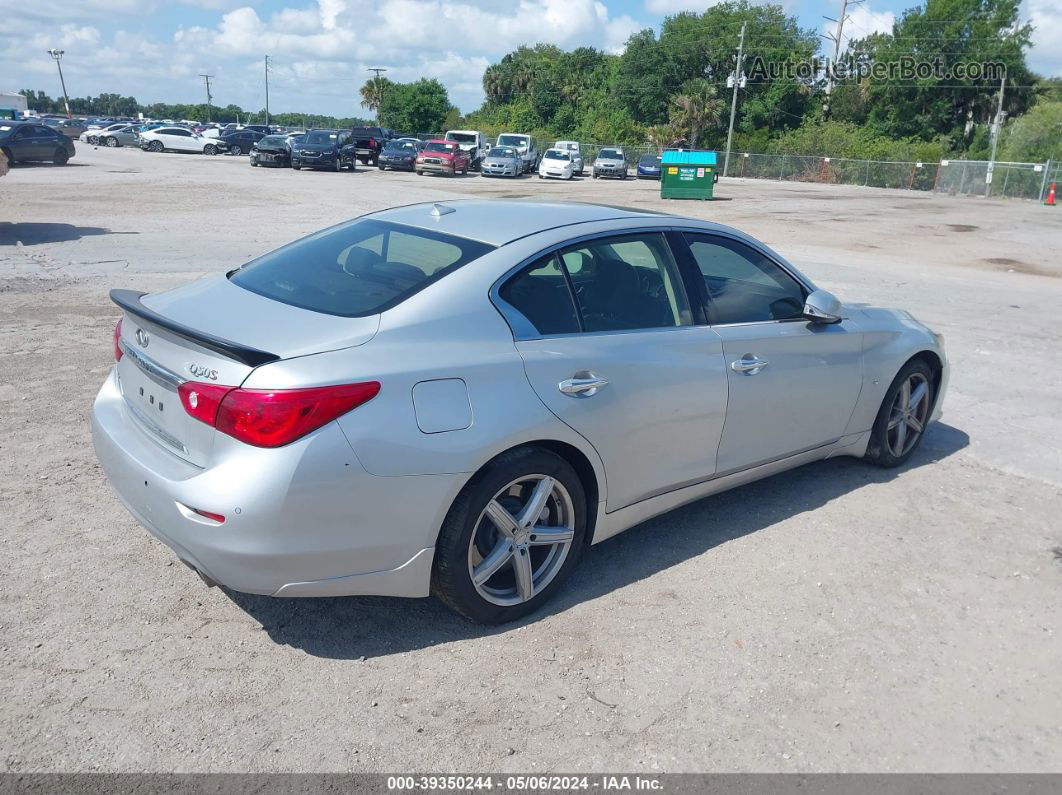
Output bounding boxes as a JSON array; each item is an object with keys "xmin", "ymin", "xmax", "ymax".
[{"xmin": 135, "ymin": 328, "xmax": 150, "ymax": 347}]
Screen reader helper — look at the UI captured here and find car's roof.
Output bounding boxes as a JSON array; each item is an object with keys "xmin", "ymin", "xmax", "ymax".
[{"xmin": 368, "ymin": 200, "xmax": 682, "ymax": 246}]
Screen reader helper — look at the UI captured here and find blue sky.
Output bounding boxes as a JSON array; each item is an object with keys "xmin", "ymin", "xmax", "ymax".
[{"xmin": 3, "ymin": 0, "xmax": 1059, "ymax": 116}]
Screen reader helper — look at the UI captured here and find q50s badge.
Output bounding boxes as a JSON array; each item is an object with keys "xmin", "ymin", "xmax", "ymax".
[{"xmin": 188, "ymin": 363, "xmax": 219, "ymax": 381}]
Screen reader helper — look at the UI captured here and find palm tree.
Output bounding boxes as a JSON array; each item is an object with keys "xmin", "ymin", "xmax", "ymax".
[
  {"xmin": 669, "ymin": 80, "xmax": 725, "ymax": 149},
  {"xmin": 360, "ymin": 78, "xmax": 390, "ymax": 114}
]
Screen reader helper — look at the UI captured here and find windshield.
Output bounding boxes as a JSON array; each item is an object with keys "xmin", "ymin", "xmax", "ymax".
[
  {"xmin": 384, "ymin": 141, "xmax": 417, "ymax": 152},
  {"xmin": 445, "ymin": 132, "xmax": 476, "ymax": 143},
  {"xmin": 259, "ymin": 136, "xmax": 286, "ymax": 146},
  {"xmin": 544, "ymin": 150, "xmax": 569, "ymax": 161},
  {"xmin": 598, "ymin": 149, "xmax": 622, "ymax": 159},
  {"xmin": 305, "ymin": 131, "xmax": 338, "ymax": 145},
  {"xmin": 488, "ymin": 147, "xmax": 516, "ymax": 158},
  {"xmin": 496, "ymin": 135, "xmax": 526, "ymax": 147},
  {"xmin": 639, "ymin": 155, "xmax": 662, "ymax": 164},
  {"xmin": 424, "ymin": 142, "xmax": 455, "ymax": 153},
  {"xmin": 230, "ymin": 219, "xmax": 495, "ymax": 318}
]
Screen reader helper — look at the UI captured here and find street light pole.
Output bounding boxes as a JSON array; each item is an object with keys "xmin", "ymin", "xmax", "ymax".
[
  {"xmin": 264, "ymin": 55, "xmax": 271, "ymax": 127},
  {"xmin": 367, "ymin": 67, "xmax": 387, "ymax": 123},
  {"xmin": 723, "ymin": 22, "xmax": 746, "ymax": 178},
  {"xmin": 47, "ymin": 49, "xmax": 71, "ymax": 119}
]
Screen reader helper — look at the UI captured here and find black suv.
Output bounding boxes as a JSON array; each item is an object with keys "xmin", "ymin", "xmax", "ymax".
[
  {"xmin": 291, "ymin": 129, "xmax": 357, "ymax": 172},
  {"xmin": 0, "ymin": 121, "xmax": 76, "ymax": 165}
]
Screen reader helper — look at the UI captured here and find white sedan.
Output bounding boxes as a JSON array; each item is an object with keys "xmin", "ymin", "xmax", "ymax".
[
  {"xmin": 538, "ymin": 148, "xmax": 574, "ymax": 180},
  {"xmin": 138, "ymin": 127, "xmax": 225, "ymax": 155}
]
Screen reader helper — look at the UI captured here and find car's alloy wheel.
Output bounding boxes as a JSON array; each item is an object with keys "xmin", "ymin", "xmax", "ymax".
[
  {"xmin": 433, "ymin": 447, "xmax": 586, "ymax": 623},
  {"xmin": 150, "ymin": 141, "xmax": 163, "ymax": 152},
  {"xmin": 204, "ymin": 144, "xmax": 217, "ymax": 156},
  {"xmin": 230, "ymin": 145, "xmax": 242, "ymax": 156},
  {"xmin": 866, "ymin": 359, "xmax": 935, "ymax": 467},
  {"xmin": 106, "ymin": 137, "xmax": 118, "ymax": 148}
]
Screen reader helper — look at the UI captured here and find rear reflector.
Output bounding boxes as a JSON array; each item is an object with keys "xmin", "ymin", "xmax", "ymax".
[
  {"xmin": 113, "ymin": 318, "xmax": 123, "ymax": 362},
  {"xmin": 178, "ymin": 380, "xmax": 380, "ymax": 448},
  {"xmin": 191, "ymin": 507, "xmax": 226, "ymax": 523}
]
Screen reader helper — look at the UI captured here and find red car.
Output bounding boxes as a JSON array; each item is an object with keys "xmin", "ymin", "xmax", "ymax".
[{"xmin": 415, "ymin": 140, "xmax": 470, "ymax": 176}]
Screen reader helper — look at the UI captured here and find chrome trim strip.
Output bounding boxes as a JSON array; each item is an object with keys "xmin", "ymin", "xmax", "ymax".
[
  {"xmin": 119, "ymin": 338, "xmax": 185, "ymax": 390},
  {"xmin": 123, "ymin": 398, "xmax": 188, "ymax": 454}
]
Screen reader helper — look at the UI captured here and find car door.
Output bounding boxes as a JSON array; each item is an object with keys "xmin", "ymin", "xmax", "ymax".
[
  {"xmin": 499, "ymin": 232, "xmax": 729, "ymax": 512},
  {"xmin": 678, "ymin": 232, "xmax": 864, "ymax": 474},
  {"xmin": 171, "ymin": 128, "xmax": 196, "ymax": 151}
]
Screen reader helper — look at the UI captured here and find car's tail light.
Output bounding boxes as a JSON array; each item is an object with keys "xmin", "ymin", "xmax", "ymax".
[
  {"xmin": 113, "ymin": 318, "xmax": 123, "ymax": 361},
  {"xmin": 178, "ymin": 382, "xmax": 234, "ymax": 426},
  {"xmin": 179, "ymin": 381, "xmax": 380, "ymax": 448}
]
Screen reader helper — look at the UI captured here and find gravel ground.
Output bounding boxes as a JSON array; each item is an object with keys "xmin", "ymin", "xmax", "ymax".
[{"xmin": 1, "ymin": 146, "xmax": 1060, "ymax": 773}]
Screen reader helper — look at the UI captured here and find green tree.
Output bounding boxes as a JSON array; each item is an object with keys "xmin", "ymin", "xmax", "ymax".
[
  {"xmin": 668, "ymin": 79, "xmax": 726, "ymax": 147},
  {"xmin": 1000, "ymin": 100, "xmax": 1062, "ymax": 161},
  {"xmin": 378, "ymin": 79, "xmax": 454, "ymax": 135},
  {"xmin": 360, "ymin": 77, "xmax": 394, "ymax": 117}
]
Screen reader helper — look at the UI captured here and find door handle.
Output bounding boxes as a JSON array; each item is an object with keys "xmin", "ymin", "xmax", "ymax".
[
  {"xmin": 731, "ymin": 356, "xmax": 769, "ymax": 374},
  {"xmin": 558, "ymin": 372, "xmax": 609, "ymax": 397}
]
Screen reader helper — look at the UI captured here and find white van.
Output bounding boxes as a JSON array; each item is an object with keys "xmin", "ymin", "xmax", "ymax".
[{"xmin": 553, "ymin": 140, "xmax": 583, "ymax": 175}]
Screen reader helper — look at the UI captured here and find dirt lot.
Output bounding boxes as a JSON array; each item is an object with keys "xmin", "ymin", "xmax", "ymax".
[{"xmin": 1, "ymin": 147, "xmax": 1060, "ymax": 773}]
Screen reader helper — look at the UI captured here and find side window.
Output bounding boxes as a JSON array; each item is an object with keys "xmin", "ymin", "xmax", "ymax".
[
  {"xmin": 564, "ymin": 234, "xmax": 691, "ymax": 332},
  {"xmin": 684, "ymin": 234, "xmax": 806, "ymax": 325},
  {"xmin": 499, "ymin": 254, "xmax": 580, "ymax": 336}
]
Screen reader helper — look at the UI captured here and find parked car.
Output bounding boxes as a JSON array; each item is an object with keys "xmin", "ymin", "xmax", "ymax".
[
  {"xmin": 636, "ymin": 153, "xmax": 663, "ymax": 179},
  {"xmin": 0, "ymin": 120, "xmax": 76, "ymax": 164},
  {"xmin": 416, "ymin": 140, "xmax": 470, "ymax": 176},
  {"xmin": 81, "ymin": 122, "xmax": 126, "ymax": 145},
  {"xmin": 593, "ymin": 147, "xmax": 627, "ymax": 179},
  {"xmin": 444, "ymin": 130, "xmax": 486, "ymax": 170},
  {"xmin": 350, "ymin": 126, "xmax": 391, "ymax": 166},
  {"xmin": 495, "ymin": 133, "xmax": 538, "ymax": 173},
  {"xmin": 220, "ymin": 129, "xmax": 265, "ymax": 156},
  {"xmin": 554, "ymin": 140, "xmax": 584, "ymax": 175},
  {"xmin": 94, "ymin": 200, "xmax": 948, "ymax": 623},
  {"xmin": 97, "ymin": 124, "xmax": 140, "ymax": 148},
  {"xmin": 42, "ymin": 117, "xmax": 87, "ymax": 138},
  {"xmin": 377, "ymin": 138, "xmax": 422, "ymax": 171},
  {"xmin": 139, "ymin": 127, "xmax": 226, "ymax": 155},
  {"xmin": 243, "ymin": 124, "xmax": 273, "ymax": 135},
  {"xmin": 538, "ymin": 148, "xmax": 574, "ymax": 180},
  {"xmin": 249, "ymin": 135, "xmax": 292, "ymax": 168},
  {"xmin": 481, "ymin": 146, "xmax": 522, "ymax": 178},
  {"xmin": 285, "ymin": 133, "xmax": 306, "ymax": 151},
  {"xmin": 291, "ymin": 129, "xmax": 357, "ymax": 172}
]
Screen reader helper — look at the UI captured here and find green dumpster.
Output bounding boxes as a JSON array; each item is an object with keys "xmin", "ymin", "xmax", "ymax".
[{"xmin": 660, "ymin": 150, "xmax": 717, "ymax": 200}]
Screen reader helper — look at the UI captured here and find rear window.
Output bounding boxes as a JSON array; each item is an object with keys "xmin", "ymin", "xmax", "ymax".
[{"xmin": 230, "ymin": 219, "xmax": 495, "ymax": 317}]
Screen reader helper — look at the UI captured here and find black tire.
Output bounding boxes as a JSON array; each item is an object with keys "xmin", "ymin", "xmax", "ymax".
[
  {"xmin": 230, "ymin": 145, "xmax": 242, "ymax": 156},
  {"xmin": 150, "ymin": 140, "xmax": 164, "ymax": 152},
  {"xmin": 53, "ymin": 148, "xmax": 69, "ymax": 165},
  {"xmin": 378, "ymin": 164, "xmax": 385, "ymax": 170},
  {"xmin": 106, "ymin": 136, "xmax": 118, "ymax": 148},
  {"xmin": 431, "ymin": 447, "xmax": 587, "ymax": 624},
  {"xmin": 416, "ymin": 169, "xmax": 423, "ymax": 176},
  {"xmin": 2, "ymin": 147, "xmax": 13, "ymax": 165},
  {"xmin": 292, "ymin": 163, "xmax": 301, "ymax": 170},
  {"xmin": 865, "ymin": 358, "xmax": 935, "ymax": 468},
  {"xmin": 204, "ymin": 144, "xmax": 218, "ymax": 156}
]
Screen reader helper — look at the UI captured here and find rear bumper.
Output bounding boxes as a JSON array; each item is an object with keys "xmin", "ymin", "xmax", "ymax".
[{"xmin": 91, "ymin": 371, "xmax": 461, "ymax": 597}]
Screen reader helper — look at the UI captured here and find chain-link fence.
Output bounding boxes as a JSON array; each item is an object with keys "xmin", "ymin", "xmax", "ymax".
[{"xmin": 933, "ymin": 159, "xmax": 1059, "ymax": 200}]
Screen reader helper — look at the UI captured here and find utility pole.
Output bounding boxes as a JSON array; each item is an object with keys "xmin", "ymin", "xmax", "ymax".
[
  {"xmin": 822, "ymin": 0, "xmax": 864, "ymax": 117},
  {"xmin": 986, "ymin": 74, "xmax": 1006, "ymax": 197},
  {"xmin": 200, "ymin": 74, "xmax": 214, "ymax": 122},
  {"xmin": 367, "ymin": 67, "xmax": 388, "ymax": 122},
  {"xmin": 264, "ymin": 55, "xmax": 271, "ymax": 127},
  {"xmin": 47, "ymin": 49, "xmax": 71, "ymax": 119},
  {"xmin": 723, "ymin": 22, "xmax": 746, "ymax": 178}
]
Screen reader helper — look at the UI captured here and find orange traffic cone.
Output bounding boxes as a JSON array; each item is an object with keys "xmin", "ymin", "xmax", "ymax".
[{"xmin": 1047, "ymin": 182, "xmax": 1057, "ymax": 206}]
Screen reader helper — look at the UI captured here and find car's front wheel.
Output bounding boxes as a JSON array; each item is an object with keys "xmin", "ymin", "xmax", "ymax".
[
  {"xmin": 230, "ymin": 144, "xmax": 242, "ymax": 156},
  {"xmin": 432, "ymin": 447, "xmax": 587, "ymax": 624},
  {"xmin": 865, "ymin": 358, "xmax": 935, "ymax": 468},
  {"xmin": 204, "ymin": 144, "xmax": 218, "ymax": 156}
]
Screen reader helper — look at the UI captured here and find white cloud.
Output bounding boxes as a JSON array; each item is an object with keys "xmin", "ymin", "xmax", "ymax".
[
  {"xmin": 1026, "ymin": 0, "xmax": 1062, "ymax": 76},
  {"xmin": 821, "ymin": 4, "xmax": 895, "ymax": 48},
  {"xmin": 644, "ymin": 0, "xmax": 720, "ymax": 15}
]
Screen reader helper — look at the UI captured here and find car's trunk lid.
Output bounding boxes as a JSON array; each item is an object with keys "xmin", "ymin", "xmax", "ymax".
[{"xmin": 113, "ymin": 276, "xmax": 379, "ymax": 466}]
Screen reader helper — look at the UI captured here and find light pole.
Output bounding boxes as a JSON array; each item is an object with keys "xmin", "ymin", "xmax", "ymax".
[
  {"xmin": 47, "ymin": 49, "xmax": 72, "ymax": 119},
  {"xmin": 367, "ymin": 67, "xmax": 387, "ymax": 122}
]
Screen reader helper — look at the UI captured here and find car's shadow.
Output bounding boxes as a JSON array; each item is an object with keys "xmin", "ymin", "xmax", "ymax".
[
  {"xmin": 0, "ymin": 222, "xmax": 138, "ymax": 245},
  {"xmin": 227, "ymin": 422, "xmax": 969, "ymax": 659}
]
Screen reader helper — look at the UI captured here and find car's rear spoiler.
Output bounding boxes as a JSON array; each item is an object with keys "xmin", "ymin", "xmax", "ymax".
[{"xmin": 109, "ymin": 289, "xmax": 280, "ymax": 367}]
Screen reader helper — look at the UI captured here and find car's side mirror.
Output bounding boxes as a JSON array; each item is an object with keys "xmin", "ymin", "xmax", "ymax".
[{"xmin": 803, "ymin": 289, "xmax": 844, "ymax": 324}]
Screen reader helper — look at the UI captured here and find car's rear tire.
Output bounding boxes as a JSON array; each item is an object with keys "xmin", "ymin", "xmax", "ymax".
[
  {"xmin": 1, "ymin": 146, "xmax": 13, "ymax": 166},
  {"xmin": 416, "ymin": 169, "xmax": 423, "ymax": 175},
  {"xmin": 106, "ymin": 136, "xmax": 118, "ymax": 148},
  {"xmin": 865, "ymin": 358, "xmax": 935, "ymax": 468},
  {"xmin": 292, "ymin": 163, "xmax": 301, "ymax": 170},
  {"xmin": 230, "ymin": 145, "xmax": 242, "ymax": 156},
  {"xmin": 431, "ymin": 447, "xmax": 587, "ymax": 624},
  {"xmin": 53, "ymin": 148, "xmax": 69, "ymax": 165}
]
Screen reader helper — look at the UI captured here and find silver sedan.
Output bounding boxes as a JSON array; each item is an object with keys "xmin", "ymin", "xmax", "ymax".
[{"xmin": 92, "ymin": 201, "xmax": 948, "ymax": 623}]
